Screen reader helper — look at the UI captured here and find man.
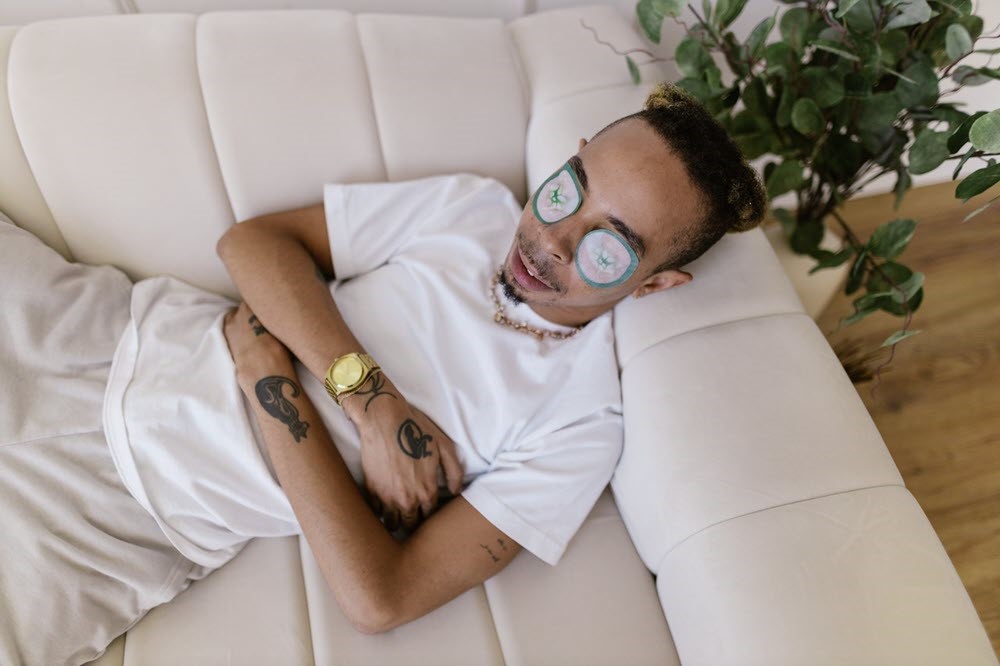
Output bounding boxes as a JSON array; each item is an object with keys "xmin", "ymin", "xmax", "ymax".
[
  {"xmin": 0, "ymin": 81, "xmax": 766, "ymax": 663},
  {"xmin": 214, "ymin": 81, "xmax": 767, "ymax": 634}
]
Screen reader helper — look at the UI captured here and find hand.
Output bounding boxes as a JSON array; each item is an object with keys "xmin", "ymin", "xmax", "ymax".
[
  {"xmin": 344, "ymin": 374, "xmax": 465, "ymax": 534},
  {"xmin": 222, "ymin": 301, "xmax": 291, "ymax": 383}
]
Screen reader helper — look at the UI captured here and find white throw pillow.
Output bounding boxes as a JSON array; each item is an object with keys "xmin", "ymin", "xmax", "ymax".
[{"xmin": 0, "ymin": 212, "xmax": 134, "ymax": 445}]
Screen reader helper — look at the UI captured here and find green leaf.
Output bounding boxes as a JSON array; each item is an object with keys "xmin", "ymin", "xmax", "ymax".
[
  {"xmin": 675, "ymin": 37, "xmax": 715, "ymax": 78},
  {"xmin": 779, "ymin": 6, "xmax": 810, "ymax": 52},
  {"xmin": 843, "ymin": 72, "xmax": 871, "ymax": 100},
  {"xmin": 741, "ymin": 76, "xmax": 769, "ymax": 116},
  {"xmin": 840, "ymin": 305, "xmax": 879, "ymax": 327},
  {"xmin": 626, "ymin": 55, "xmax": 640, "ymax": 84},
  {"xmin": 868, "ymin": 218, "xmax": 917, "ymax": 259},
  {"xmin": 908, "ymin": 130, "xmax": 951, "ymax": 175},
  {"xmin": 637, "ymin": 0, "xmax": 664, "ymax": 43},
  {"xmin": 791, "ymin": 218, "xmax": 825, "ymax": 255},
  {"xmin": 951, "ymin": 65, "xmax": 1000, "ymax": 86},
  {"xmin": 881, "ymin": 329, "xmax": 922, "ymax": 347},
  {"xmin": 931, "ymin": 0, "xmax": 971, "ymax": 17},
  {"xmin": 866, "ymin": 261, "xmax": 923, "ymax": 314},
  {"xmin": 893, "ymin": 168, "xmax": 912, "ymax": 209},
  {"xmin": 894, "ymin": 59, "xmax": 939, "ymax": 107},
  {"xmin": 845, "ymin": 249, "xmax": 869, "ymax": 295},
  {"xmin": 890, "ymin": 271, "xmax": 925, "ymax": 302},
  {"xmin": 675, "ymin": 76, "xmax": 711, "ymax": 101},
  {"xmin": 812, "ymin": 39, "xmax": 861, "ymax": 62},
  {"xmin": 947, "ymin": 111, "xmax": 988, "ymax": 153},
  {"xmin": 962, "ymin": 192, "xmax": 1000, "ymax": 222},
  {"xmin": 858, "ymin": 92, "xmax": 902, "ymax": 132},
  {"xmin": 808, "ymin": 247, "xmax": 856, "ymax": 274},
  {"xmin": 791, "ymin": 97, "xmax": 825, "ymax": 136},
  {"xmin": 955, "ymin": 163, "xmax": 1000, "ymax": 202},
  {"xmin": 654, "ymin": 0, "xmax": 686, "ymax": 17},
  {"xmin": 835, "ymin": 0, "xmax": 864, "ymax": 19},
  {"xmin": 946, "ymin": 23, "xmax": 973, "ymax": 62},
  {"xmin": 884, "ymin": 0, "xmax": 934, "ymax": 31},
  {"xmin": 776, "ymin": 84, "xmax": 795, "ymax": 127},
  {"xmin": 957, "ymin": 12, "xmax": 983, "ymax": 40},
  {"xmin": 717, "ymin": 0, "xmax": 747, "ymax": 29},
  {"xmin": 801, "ymin": 67, "xmax": 845, "ymax": 107},
  {"xmin": 766, "ymin": 159, "xmax": 804, "ymax": 198},
  {"xmin": 853, "ymin": 290, "xmax": 896, "ymax": 311},
  {"xmin": 746, "ymin": 11, "xmax": 777, "ymax": 60},
  {"xmin": 879, "ymin": 30, "xmax": 909, "ymax": 65},
  {"xmin": 969, "ymin": 110, "xmax": 1000, "ymax": 152}
]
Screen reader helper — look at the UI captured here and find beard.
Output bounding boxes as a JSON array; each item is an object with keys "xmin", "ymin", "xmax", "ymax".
[{"xmin": 497, "ymin": 269, "xmax": 525, "ymax": 306}]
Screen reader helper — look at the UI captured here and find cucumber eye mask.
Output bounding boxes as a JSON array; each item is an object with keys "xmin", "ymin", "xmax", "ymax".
[
  {"xmin": 575, "ymin": 229, "xmax": 638, "ymax": 288},
  {"xmin": 533, "ymin": 162, "xmax": 583, "ymax": 223},
  {"xmin": 532, "ymin": 160, "xmax": 639, "ymax": 288}
]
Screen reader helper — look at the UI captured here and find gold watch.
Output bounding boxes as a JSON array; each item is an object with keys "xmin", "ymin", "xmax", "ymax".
[{"xmin": 324, "ymin": 352, "xmax": 381, "ymax": 406}]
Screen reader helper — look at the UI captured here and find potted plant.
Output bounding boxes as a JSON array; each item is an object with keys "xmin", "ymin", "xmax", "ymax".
[{"xmin": 585, "ymin": 0, "xmax": 1000, "ymax": 382}]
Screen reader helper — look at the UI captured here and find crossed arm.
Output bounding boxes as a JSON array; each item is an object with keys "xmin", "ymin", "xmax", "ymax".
[{"xmin": 216, "ymin": 203, "xmax": 523, "ymax": 634}]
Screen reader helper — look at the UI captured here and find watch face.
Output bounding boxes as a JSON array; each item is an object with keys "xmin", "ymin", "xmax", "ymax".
[{"xmin": 332, "ymin": 357, "xmax": 364, "ymax": 387}]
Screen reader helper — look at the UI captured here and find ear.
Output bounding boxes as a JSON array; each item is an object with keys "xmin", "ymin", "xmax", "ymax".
[
  {"xmin": 578, "ymin": 137, "xmax": 587, "ymax": 151},
  {"xmin": 631, "ymin": 268, "xmax": 692, "ymax": 298}
]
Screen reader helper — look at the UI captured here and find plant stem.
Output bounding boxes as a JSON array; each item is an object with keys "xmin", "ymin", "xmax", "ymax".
[
  {"xmin": 579, "ymin": 18, "xmax": 674, "ymax": 64},
  {"xmin": 826, "ymin": 208, "xmax": 916, "ymax": 400}
]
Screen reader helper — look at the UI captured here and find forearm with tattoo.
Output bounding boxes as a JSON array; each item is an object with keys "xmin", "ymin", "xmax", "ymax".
[{"xmin": 255, "ymin": 375, "xmax": 310, "ymax": 442}]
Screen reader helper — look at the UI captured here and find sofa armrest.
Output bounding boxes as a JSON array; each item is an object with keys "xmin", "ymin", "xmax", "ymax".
[{"xmin": 609, "ymin": 232, "xmax": 996, "ymax": 663}]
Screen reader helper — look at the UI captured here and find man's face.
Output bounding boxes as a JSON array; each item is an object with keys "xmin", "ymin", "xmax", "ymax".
[{"xmin": 499, "ymin": 118, "xmax": 704, "ymax": 322}]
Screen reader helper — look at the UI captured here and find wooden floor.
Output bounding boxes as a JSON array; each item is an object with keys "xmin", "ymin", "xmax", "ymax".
[{"xmin": 809, "ymin": 178, "xmax": 1000, "ymax": 657}]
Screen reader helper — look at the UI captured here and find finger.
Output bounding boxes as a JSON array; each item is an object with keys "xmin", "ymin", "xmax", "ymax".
[
  {"xmin": 382, "ymin": 507, "xmax": 400, "ymax": 532},
  {"xmin": 439, "ymin": 446, "xmax": 465, "ymax": 496},
  {"xmin": 420, "ymin": 497, "xmax": 438, "ymax": 521},
  {"xmin": 365, "ymin": 489, "xmax": 382, "ymax": 516},
  {"xmin": 400, "ymin": 508, "xmax": 420, "ymax": 532}
]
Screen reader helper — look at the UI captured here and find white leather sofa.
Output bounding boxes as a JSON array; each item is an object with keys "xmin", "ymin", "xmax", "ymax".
[{"xmin": 1, "ymin": 3, "xmax": 995, "ymax": 665}]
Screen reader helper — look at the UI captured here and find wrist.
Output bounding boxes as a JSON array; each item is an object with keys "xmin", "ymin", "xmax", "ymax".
[
  {"xmin": 236, "ymin": 350, "xmax": 295, "ymax": 394},
  {"xmin": 339, "ymin": 371, "xmax": 398, "ymax": 425}
]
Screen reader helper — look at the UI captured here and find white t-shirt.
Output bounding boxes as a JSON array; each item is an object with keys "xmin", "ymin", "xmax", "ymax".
[{"xmin": 102, "ymin": 172, "xmax": 624, "ymax": 569}]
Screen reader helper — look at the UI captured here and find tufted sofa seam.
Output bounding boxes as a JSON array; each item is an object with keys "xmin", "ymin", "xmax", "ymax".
[
  {"xmin": 191, "ymin": 14, "xmax": 236, "ymax": 226},
  {"xmin": 4, "ymin": 26, "xmax": 76, "ymax": 261},
  {"xmin": 651, "ymin": 481, "xmax": 910, "ymax": 576},
  {"xmin": 478, "ymin": 581, "xmax": 510, "ymax": 665},
  {"xmin": 352, "ymin": 15, "xmax": 388, "ymax": 181}
]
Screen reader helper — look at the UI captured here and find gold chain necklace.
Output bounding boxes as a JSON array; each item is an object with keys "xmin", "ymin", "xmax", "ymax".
[{"xmin": 490, "ymin": 267, "xmax": 582, "ymax": 340}]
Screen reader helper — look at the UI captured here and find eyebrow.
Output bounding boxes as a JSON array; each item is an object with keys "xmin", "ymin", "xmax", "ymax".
[{"xmin": 568, "ymin": 155, "xmax": 647, "ymax": 260}]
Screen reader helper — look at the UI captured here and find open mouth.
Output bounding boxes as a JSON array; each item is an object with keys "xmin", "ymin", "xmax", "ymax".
[{"xmin": 512, "ymin": 244, "xmax": 553, "ymax": 291}]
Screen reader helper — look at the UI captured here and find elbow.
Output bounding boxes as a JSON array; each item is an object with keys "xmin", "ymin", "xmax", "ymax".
[
  {"xmin": 216, "ymin": 226, "xmax": 236, "ymax": 260},
  {"xmin": 347, "ymin": 575, "xmax": 399, "ymax": 635},
  {"xmin": 351, "ymin": 600, "xmax": 397, "ymax": 636}
]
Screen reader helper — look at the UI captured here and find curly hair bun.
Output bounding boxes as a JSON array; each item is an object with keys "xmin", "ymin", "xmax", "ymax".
[{"xmin": 644, "ymin": 81, "xmax": 698, "ymax": 112}]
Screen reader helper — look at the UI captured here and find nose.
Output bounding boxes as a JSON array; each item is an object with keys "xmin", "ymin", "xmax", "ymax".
[{"xmin": 538, "ymin": 224, "xmax": 576, "ymax": 266}]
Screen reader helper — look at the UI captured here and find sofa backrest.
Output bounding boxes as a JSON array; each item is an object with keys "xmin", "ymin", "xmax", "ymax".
[{"xmin": 0, "ymin": 4, "xmax": 804, "ymax": 364}]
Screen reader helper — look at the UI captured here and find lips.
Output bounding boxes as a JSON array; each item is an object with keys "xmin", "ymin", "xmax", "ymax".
[{"xmin": 512, "ymin": 245, "xmax": 553, "ymax": 291}]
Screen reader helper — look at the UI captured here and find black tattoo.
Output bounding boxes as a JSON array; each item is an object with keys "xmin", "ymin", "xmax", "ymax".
[
  {"xmin": 315, "ymin": 264, "xmax": 326, "ymax": 283},
  {"xmin": 248, "ymin": 314, "xmax": 267, "ymax": 336},
  {"xmin": 497, "ymin": 538, "xmax": 508, "ymax": 551},
  {"xmin": 353, "ymin": 373, "xmax": 396, "ymax": 412},
  {"xmin": 255, "ymin": 376, "xmax": 310, "ymax": 442},
  {"xmin": 480, "ymin": 543, "xmax": 500, "ymax": 563},
  {"xmin": 397, "ymin": 419, "xmax": 434, "ymax": 460}
]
